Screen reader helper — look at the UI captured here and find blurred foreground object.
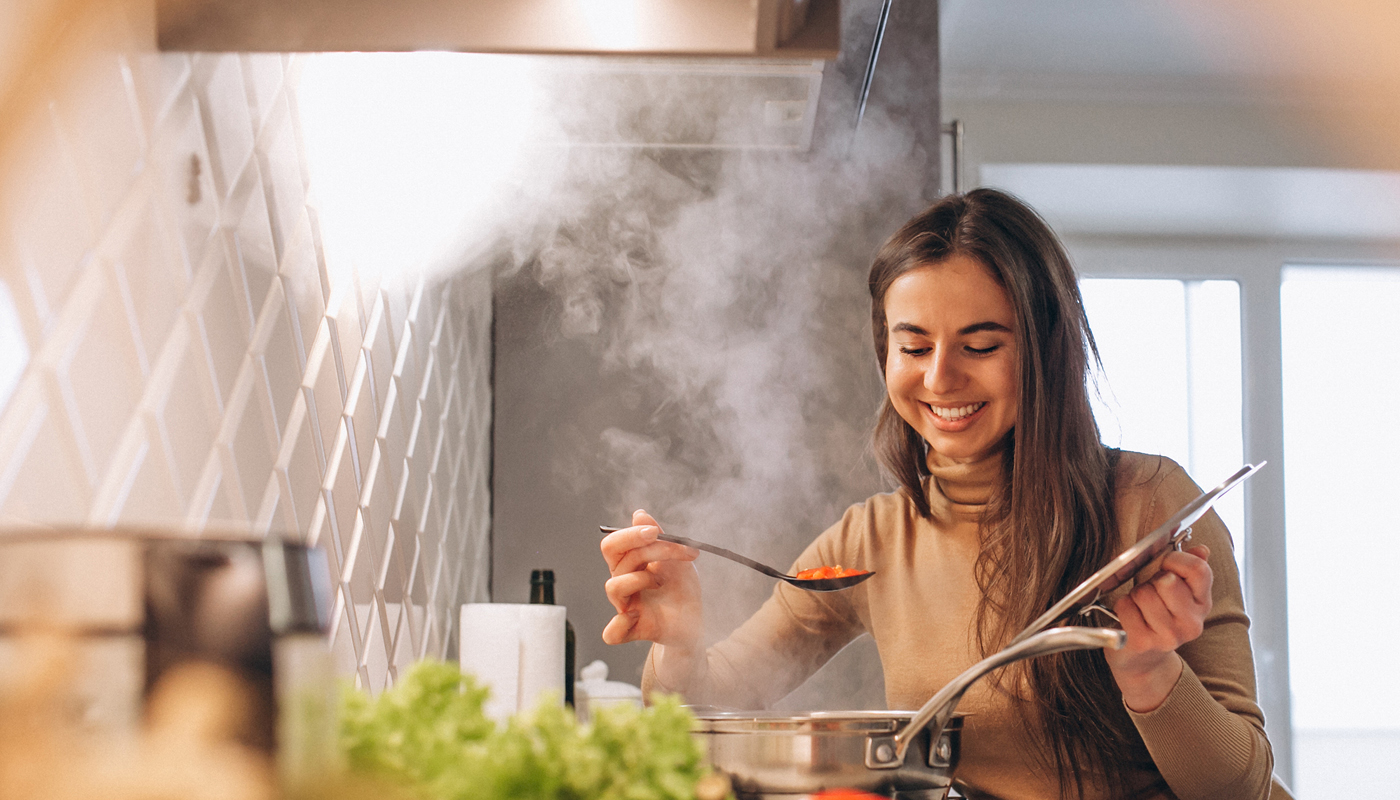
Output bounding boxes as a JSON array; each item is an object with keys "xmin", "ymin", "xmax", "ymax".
[
  {"xmin": 0, "ymin": 637, "xmax": 276, "ymax": 800},
  {"xmin": 0, "ymin": 530, "xmax": 336, "ymax": 791}
]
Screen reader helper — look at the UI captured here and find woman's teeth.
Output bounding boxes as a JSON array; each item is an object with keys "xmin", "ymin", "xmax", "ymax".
[{"xmin": 930, "ymin": 402, "xmax": 986, "ymax": 421}]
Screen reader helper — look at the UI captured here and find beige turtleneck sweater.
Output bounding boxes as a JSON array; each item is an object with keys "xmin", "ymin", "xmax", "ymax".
[{"xmin": 642, "ymin": 451, "xmax": 1282, "ymax": 800}]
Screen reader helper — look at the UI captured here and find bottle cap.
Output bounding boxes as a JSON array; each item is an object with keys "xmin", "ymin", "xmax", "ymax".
[{"xmin": 531, "ymin": 569, "xmax": 554, "ymax": 584}]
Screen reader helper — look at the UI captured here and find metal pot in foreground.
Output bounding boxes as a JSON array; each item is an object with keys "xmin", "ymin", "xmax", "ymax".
[
  {"xmin": 0, "ymin": 528, "xmax": 335, "ymax": 785},
  {"xmin": 691, "ymin": 626, "xmax": 1126, "ymax": 799}
]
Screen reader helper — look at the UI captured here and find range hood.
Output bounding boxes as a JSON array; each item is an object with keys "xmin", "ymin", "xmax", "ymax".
[
  {"xmin": 157, "ymin": 0, "xmax": 839, "ymax": 58},
  {"xmin": 159, "ymin": 0, "xmax": 843, "ymax": 152}
]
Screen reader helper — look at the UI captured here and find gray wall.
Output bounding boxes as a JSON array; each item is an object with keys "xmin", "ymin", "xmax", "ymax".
[{"xmin": 491, "ymin": 0, "xmax": 940, "ymax": 708}]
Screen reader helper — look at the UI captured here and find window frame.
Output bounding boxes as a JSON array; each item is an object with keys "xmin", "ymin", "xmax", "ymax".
[{"xmin": 1064, "ymin": 234, "xmax": 1400, "ymax": 784}]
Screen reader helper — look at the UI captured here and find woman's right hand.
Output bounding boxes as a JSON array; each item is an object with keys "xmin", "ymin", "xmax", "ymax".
[{"xmin": 600, "ymin": 510, "xmax": 703, "ymax": 660}]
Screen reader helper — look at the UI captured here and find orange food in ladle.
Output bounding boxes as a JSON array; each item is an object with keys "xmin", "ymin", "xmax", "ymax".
[{"xmin": 794, "ymin": 565, "xmax": 869, "ymax": 581}]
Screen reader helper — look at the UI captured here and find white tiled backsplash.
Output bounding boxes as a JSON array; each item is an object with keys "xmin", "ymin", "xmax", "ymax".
[{"xmin": 0, "ymin": 8, "xmax": 491, "ymax": 692}]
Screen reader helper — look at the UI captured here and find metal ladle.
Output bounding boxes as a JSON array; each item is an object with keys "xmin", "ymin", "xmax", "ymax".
[{"xmin": 599, "ymin": 525, "xmax": 875, "ymax": 592}]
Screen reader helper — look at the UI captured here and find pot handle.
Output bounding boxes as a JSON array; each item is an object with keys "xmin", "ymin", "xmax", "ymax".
[{"xmin": 868, "ymin": 627, "xmax": 1126, "ymax": 769}]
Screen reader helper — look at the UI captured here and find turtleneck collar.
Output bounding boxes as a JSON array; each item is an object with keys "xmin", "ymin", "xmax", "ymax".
[{"xmin": 924, "ymin": 444, "xmax": 1007, "ymax": 512}]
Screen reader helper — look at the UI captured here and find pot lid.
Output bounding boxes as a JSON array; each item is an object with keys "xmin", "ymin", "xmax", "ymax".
[{"xmin": 1010, "ymin": 462, "xmax": 1265, "ymax": 646}]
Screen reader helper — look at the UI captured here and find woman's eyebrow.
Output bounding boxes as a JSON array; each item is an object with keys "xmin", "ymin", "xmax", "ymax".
[
  {"xmin": 890, "ymin": 321, "xmax": 1011, "ymax": 335},
  {"xmin": 959, "ymin": 321, "xmax": 1012, "ymax": 335}
]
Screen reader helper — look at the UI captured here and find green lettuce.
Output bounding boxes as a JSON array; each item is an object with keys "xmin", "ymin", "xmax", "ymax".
[{"xmin": 338, "ymin": 661, "xmax": 721, "ymax": 800}]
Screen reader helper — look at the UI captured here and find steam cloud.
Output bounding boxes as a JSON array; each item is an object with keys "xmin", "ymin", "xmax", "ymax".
[{"xmin": 481, "ymin": 0, "xmax": 941, "ymax": 709}]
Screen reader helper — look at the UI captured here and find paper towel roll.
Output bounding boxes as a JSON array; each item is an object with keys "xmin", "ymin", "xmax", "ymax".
[{"xmin": 460, "ymin": 603, "xmax": 565, "ymax": 722}]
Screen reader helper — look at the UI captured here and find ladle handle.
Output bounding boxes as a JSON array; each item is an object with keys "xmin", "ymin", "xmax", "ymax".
[
  {"xmin": 891, "ymin": 627, "xmax": 1126, "ymax": 763},
  {"xmin": 598, "ymin": 526, "xmax": 789, "ymax": 580},
  {"xmin": 654, "ymin": 532, "xmax": 791, "ymax": 581}
]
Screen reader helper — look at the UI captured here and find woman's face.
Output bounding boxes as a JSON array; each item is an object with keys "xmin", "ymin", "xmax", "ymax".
[{"xmin": 884, "ymin": 254, "xmax": 1020, "ymax": 463}]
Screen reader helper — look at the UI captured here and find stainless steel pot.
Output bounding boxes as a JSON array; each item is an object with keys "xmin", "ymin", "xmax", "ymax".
[
  {"xmin": 692, "ymin": 626, "xmax": 1126, "ymax": 799},
  {"xmin": 696, "ymin": 709, "xmax": 963, "ymax": 799}
]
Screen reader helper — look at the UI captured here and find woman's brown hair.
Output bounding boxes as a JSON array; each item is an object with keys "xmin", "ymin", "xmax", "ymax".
[{"xmin": 869, "ymin": 189, "xmax": 1152, "ymax": 797}]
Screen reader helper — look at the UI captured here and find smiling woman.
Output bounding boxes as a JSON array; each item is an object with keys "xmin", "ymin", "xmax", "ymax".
[{"xmin": 601, "ymin": 188, "xmax": 1287, "ymax": 800}]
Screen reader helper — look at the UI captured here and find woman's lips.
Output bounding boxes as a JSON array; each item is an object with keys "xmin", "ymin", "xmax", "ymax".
[{"xmin": 923, "ymin": 401, "xmax": 988, "ymax": 431}]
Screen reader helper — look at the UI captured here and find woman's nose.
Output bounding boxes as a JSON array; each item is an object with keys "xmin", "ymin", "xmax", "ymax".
[{"xmin": 925, "ymin": 349, "xmax": 961, "ymax": 393}]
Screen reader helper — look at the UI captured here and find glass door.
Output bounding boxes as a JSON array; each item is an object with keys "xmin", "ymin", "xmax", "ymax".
[{"xmin": 1281, "ymin": 265, "xmax": 1400, "ymax": 799}]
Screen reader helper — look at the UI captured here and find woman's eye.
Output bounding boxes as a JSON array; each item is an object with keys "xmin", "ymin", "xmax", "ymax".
[
  {"xmin": 965, "ymin": 344, "xmax": 1000, "ymax": 356},
  {"xmin": 898, "ymin": 346, "xmax": 931, "ymax": 357}
]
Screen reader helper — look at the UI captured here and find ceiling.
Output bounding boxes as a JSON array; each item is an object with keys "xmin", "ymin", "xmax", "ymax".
[{"xmin": 939, "ymin": 0, "xmax": 1400, "ymax": 105}]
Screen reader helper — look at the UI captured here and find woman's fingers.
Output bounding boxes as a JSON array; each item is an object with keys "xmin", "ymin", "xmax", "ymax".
[
  {"xmin": 600, "ymin": 526, "xmax": 696, "ymax": 575},
  {"xmin": 1131, "ymin": 579, "xmax": 1176, "ymax": 633},
  {"xmin": 604, "ymin": 570, "xmax": 661, "ymax": 613},
  {"xmin": 600, "ymin": 524, "xmax": 659, "ymax": 571},
  {"xmin": 1157, "ymin": 546, "xmax": 1213, "ymax": 604},
  {"xmin": 1118, "ymin": 570, "xmax": 1207, "ymax": 652},
  {"xmin": 1152, "ymin": 569, "xmax": 1202, "ymax": 613},
  {"xmin": 613, "ymin": 540, "xmax": 698, "ymax": 576},
  {"xmin": 1114, "ymin": 593, "xmax": 1149, "ymax": 639},
  {"xmin": 602, "ymin": 612, "xmax": 638, "ymax": 645},
  {"xmin": 1131, "ymin": 580, "xmax": 1187, "ymax": 647}
]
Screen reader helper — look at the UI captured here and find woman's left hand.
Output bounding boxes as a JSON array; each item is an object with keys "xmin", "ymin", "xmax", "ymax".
[{"xmin": 1104, "ymin": 543, "xmax": 1213, "ymax": 713}]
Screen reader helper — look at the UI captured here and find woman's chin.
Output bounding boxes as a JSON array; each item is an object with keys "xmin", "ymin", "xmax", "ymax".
[
  {"xmin": 922, "ymin": 428, "xmax": 1012, "ymax": 464},
  {"xmin": 925, "ymin": 438, "xmax": 993, "ymax": 463}
]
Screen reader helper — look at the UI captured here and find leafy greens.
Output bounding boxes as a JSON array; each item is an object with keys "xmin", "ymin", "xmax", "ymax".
[{"xmin": 339, "ymin": 661, "xmax": 721, "ymax": 800}]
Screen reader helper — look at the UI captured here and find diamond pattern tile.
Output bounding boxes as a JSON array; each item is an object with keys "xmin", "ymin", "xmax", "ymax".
[
  {"xmin": 231, "ymin": 187, "xmax": 279, "ymax": 326},
  {"xmin": 6, "ymin": 124, "xmax": 93, "ymax": 319},
  {"xmin": 363, "ymin": 298, "xmax": 393, "ymax": 418},
  {"xmin": 0, "ymin": 400, "xmax": 89, "ymax": 522},
  {"xmin": 344, "ymin": 357, "xmax": 376, "ymax": 488},
  {"xmin": 197, "ymin": 56, "xmax": 257, "ymax": 199},
  {"xmin": 226, "ymin": 376, "xmax": 278, "ymax": 520},
  {"xmin": 159, "ymin": 339, "xmax": 220, "ymax": 504},
  {"xmin": 258, "ymin": 291, "xmax": 303, "ymax": 439},
  {"xmin": 242, "ymin": 55, "xmax": 289, "ymax": 134},
  {"xmin": 146, "ymin": 78, "xmax": 219, "ymax": 272},
  {"xmin": 302, "ymin": 324, "xmax": 341, "ymax": 470},
  {"xmin": 200, "ymin": 243, "xmax": 255, "ymax": 409},
  {"xmin": 113, "ymin": 202, "xmax": 188, "ymax": 372},
  {"xmin": 0, "ymin": 21, "xmax": 492, "ymax": 689},
  {"xmin": 60, "ymin": 269, "xmax": 146, "ymax": 483},
  {"xmin": 54, "ymin": 52, "xmax": 146, "ymax": 232},
  {"xmin": 277, "ymin": 396, "xmax": 322, "ymax": 530},
  {"xmin": 115, "ymin": 428, "xmax": 182, "ymax": 525},
  {"xmin": 278, "ymin": 213, "xmax": 325, "ymax": 360}
]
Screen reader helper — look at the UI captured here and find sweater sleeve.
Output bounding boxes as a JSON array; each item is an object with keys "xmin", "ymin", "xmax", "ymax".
[
  {"xmin": 641, "ymin": 506, "xmax": 869, "ymax": 708},
  {"xmin": 1124, "ymin": 461, "xmax": 1274, "ymax": 800}
]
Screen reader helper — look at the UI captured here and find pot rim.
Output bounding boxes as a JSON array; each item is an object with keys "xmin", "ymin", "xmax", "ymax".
[{"xmin": 691, "ymin": 709, "xmax": 968, "ymax": 735}]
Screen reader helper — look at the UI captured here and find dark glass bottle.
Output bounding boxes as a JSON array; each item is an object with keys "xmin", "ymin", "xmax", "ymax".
[{"xmin": 529, "ymin": 569, "xmax": 575, "ymax": 706}]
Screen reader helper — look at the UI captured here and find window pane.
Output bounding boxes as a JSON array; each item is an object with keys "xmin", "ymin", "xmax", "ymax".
[
  {"xmin": 1080, "ymin": 279, "xmax": 1245, "ymax": 572},
  {"xmin": 1082, "ymin": 279, "xmax": 1190, "ymax": 464},
  {"xmin": 1282, "ymin": 266, "xmax": 1400, "ymax": 798}
]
